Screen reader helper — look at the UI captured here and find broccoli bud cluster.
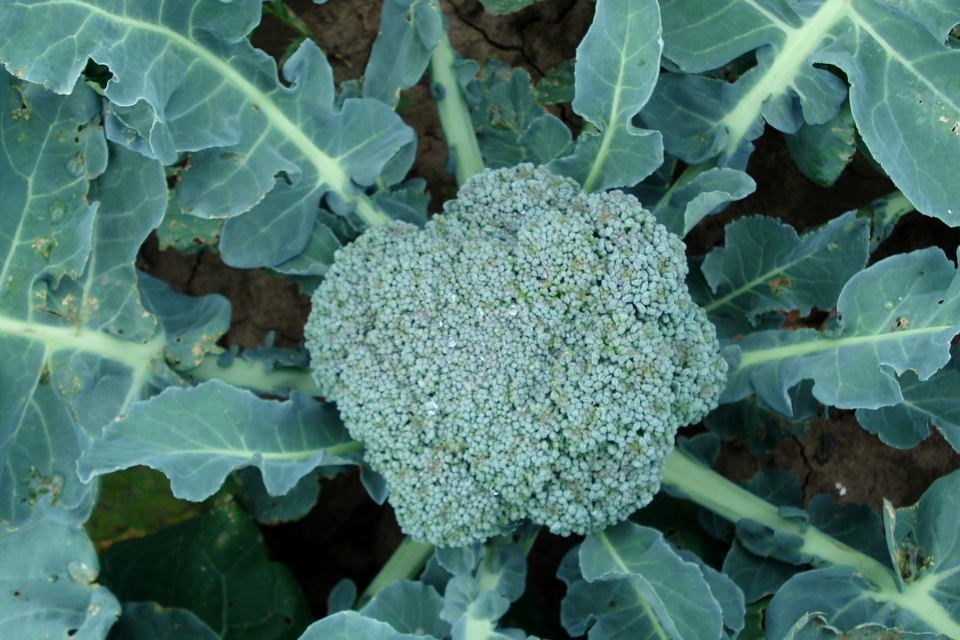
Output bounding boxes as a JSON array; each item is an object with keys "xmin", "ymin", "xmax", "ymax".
[{"xmin": 305, "ymin": 164, "xmax": 727, "ymax": 547}]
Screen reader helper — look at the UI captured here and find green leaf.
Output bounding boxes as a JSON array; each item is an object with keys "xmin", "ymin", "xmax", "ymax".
[
  {"xmin": 0, "ymin": 0, "xmax": 415, "ymax": 267},
  {"xmin": 785, "ymin": 101, "xmax": 857, "ymax": 187},
  {"xmin": 676, "ymin": 548, "xmax": 747, "ymax": 638},
  {"xmin": 855, "ymin": 345, "xmax": 960, "ymax": 452},
  {"xmin": 784, "ymin": 613, "xmax": 947, "ymax": 639},
  {"xmin": 100, "ymin": 499, "xmax": 312, "ymax": 640},
  {"xmin": 654, "ymin": 0, "xmax": 960, "ymax": 226},
  {"xmin": 697, "ymin": 212, "xmax": 870, "ymax": 336},
  {"xmin": 705, "ymin": 382, "xmax": 819, "ymax": 455},
  {"xmin": 234, "ymin": 467, "xmax": 324, "ymax": 525},
  {"xmin": 562, "ymin": 522, "xmax": 731, "ymax": 640},
  {"xmin": 360, "ymin": 580, "xmax": 451, "ymax": 639},
  {"xmin": 270, "ymin": 218, "xmax": 342, "ymax": 277},
  {"xmin": 0, "ymin": 514, "xmax": 121, "ymax": 639},
  {"xmin": 722, "ymin": 247, "xmax": 960, "ymax": 414},
  {"xmin": 155, "ymin": 195, "xmax": 223, "ymax": 256},
  {"xmin": 652, "ymin": 166, "xmax": 756, "ymax": 236},
  {"xmin": 299, "ymin": 611, "xmax": 440, "ymax": 640},
  {"xmin": 107, "ymin": 602, "xmax": 218, "ymax": 640},
  {"xmin": 470, "ymin": 58, "xmax": 571, "ymax": 168},
  {"xmin": 479, "ymin": 0, "xmax": 542, "ymax": 14},
  {"xmin": 766, "ymin": 469, "xmax": 960, "ymax": 638},
  {"xmin": 535, "ymin": 60, "xmax": 575, "ymax": 106},
  {"xmin": 362, "ymin": 0, "xmax": 443, "ymax": 108},
  {"xmin": 547, "ymin": 0, "xmax": 664, "ymax": 192},
  {"xmin": 77, "ymin": 381, "xmax": 362, "ymax": 502},
  {"xmin": 0, "ymin": 70, "xmax": 199, "ymax": 527}
]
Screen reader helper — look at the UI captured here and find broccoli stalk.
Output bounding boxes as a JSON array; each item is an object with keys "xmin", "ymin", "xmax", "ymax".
[
  {"xmin": 429, "ymin": 32, "xmax": 485, "ymax": 185},
  {"xmin": 358, "ymin": 446, "xmax": 960, "ymax": 640}
]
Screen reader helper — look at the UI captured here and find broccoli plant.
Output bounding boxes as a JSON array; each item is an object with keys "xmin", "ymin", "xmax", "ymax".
[{"xmin": 0, "ymin": 0, "xmax": 959, "ymax": 639}]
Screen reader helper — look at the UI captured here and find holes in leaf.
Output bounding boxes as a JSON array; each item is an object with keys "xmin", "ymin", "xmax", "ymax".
[
  {"xmin": 67, "ymin": 629, "xmax": 79, "ymax": 637},
  {"xmin": 12, "ymin": 590, "xmax": 21, "ymax": 597}
]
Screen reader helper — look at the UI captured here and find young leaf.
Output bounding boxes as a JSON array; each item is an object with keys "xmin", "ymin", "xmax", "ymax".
[
  {"xmin": 362, "ymin": 0, "xmax": 444, "ymax": 108},
  {"xmin": 77, "ymin": 382, "xmax": 362, "ymax": 502},
  {"xmin": 547, "ymin": 0, "xmax": 664, "ymax": 192},
  {"xmin": 699, "ymin": 212, "xmax": 870, "ymax": 333},
  {"xmin": 471, "ymin": 59, "xmax": 571, "ymax": 168},
  {"xmin": 0, "ymin": 513, "xmax": 121, "ymax": 639},
  {"xmin": 705, "ymin": 382, "xmax": 819, "ymax": 454},
  {"xmin": 722, "ymin": 247, "xmax": 960, "ymax": 414},
  {"xmin": 654, "ymin": 0, "xmax": 960, "ymax": 225},
  {"xmin": 651, "ymin": 166, "xmax": 756, "ymax": 237}
]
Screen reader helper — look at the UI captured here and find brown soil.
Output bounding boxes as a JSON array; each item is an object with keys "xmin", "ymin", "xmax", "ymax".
[{"xmin": 135, "ymin": 0, "xmax": 960, "ymax": 629}]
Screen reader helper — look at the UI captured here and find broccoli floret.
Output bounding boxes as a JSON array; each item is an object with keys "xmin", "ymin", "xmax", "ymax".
[{"xmin": 305, "ymin": 164, "xmax": 727, "ymax": 547}]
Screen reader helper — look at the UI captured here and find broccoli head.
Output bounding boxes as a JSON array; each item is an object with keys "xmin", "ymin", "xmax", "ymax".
[{"xmin": 305, "ymin": 164, "xmax": 727, "ymax": 547}]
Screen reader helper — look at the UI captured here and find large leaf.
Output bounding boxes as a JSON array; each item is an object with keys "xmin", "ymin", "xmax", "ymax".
[
  {"xmin": 77, "ymin": 381, "xmax": 362, "ymax": 502},
  {"xmin": 766, "ymin": 469, "xmax": 960, "ymax": 639},
  {"xmin": 0, "ymin": 513, "xmax": 121, "ymax": 639},
  {"xmin": 855, "ymin": 344, "xmax": 960, "ymax": 452},
  {"xmin": 107, "ymin": 602, "xmax": 218, "ymax": 640},
  {"xmin": 722, "ymin": 247, "xmax": 960, "ymax": 414},
  {"xmin": 299, "ymin": 611, "xmax": 440, "ymax": 640},
  {"xmin": 783, "ymin": 613, "xmax": 947, "ymax": 639},
  {"xmin": 547, "ymin": 0, "xmax": 664, "ymax": 192},
  {"xmin": 0, "ymin": 70, "xmax": 228, "ymax": 527},
  {"xmin": 560, "ymin": 522, "xmax": 741, "ymax": 640},
  {"xmin": 0, "ymin": 0, "xmax": 415, "ymax": 268},
  {"xmin": 100, "ymin": 498, "xmax": 312, "ymax": 640},
  {"xmin": 647, "ymin": 0, "xmax": 960, "ymax": 226}
]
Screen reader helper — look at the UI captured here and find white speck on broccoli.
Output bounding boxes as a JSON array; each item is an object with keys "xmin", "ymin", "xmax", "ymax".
[{"xmin": 305, "ymin": 164, "xmax": 727, "ymax": 547}]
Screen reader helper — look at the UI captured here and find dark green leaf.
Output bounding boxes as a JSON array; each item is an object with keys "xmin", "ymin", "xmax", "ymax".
[{"xmin": 100, "ymin": 499, "xmax": 312, "ymax": 640}]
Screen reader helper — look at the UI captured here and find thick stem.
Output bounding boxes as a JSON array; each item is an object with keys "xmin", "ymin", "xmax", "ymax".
[
  {"xmin": 183, "ymin": 353, "xmax": 322, "ymax": 397},
  {"xmin": 662, "ymin": 448, "xmax": 897, "ymax": 590},
  {"xmin": 662, "ymin": 447, "xmax": 960, "ymax": 638},
  {"xmin": 429, "ymin": 33, "xmax": 485, "ymax": 185},
  {"xmin": 360, "ymin": 537, "xmax": 435, "ymax": 603}
]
